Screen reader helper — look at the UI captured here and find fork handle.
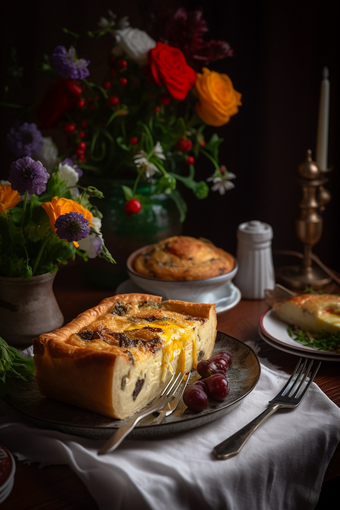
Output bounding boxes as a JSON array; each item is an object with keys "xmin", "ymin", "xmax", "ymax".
[
  {"xmin": 98, "ymin": 397, "xmax": 167, "ymax": 455},
  {"xmin": 213, "ymin": 403, "xmax": 282, "ymax": 460}
]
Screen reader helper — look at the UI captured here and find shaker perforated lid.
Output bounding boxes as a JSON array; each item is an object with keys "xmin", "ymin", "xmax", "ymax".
[{"xmin": 237, "ymin": 220, "xmax": 273, "ymax": 243}]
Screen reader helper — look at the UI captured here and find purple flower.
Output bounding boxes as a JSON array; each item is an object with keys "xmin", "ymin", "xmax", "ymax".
[
  {"xmin": 52, "ymin": 46, "xmax": 90, "ymax": 80},
  {"xmin": 6, "ymin": 123, "xmax": 43, "ymax": 158},
  {"xmin": 55, "ymin": 212, "xmax": 90, "ymax": 243},
  {"xmin": 9, "ymin": 157, "xmax": 50, "ymax": 195}
]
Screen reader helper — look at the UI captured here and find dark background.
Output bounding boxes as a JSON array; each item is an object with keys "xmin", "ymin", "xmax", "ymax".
[{"xmin": 1, "ymin": 0, "xmax": 339, "ymax": 271}]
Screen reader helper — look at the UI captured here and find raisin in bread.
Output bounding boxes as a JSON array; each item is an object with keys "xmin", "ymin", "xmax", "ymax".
[{"xmin": 33, "ymin": 293, "xmax": 217, "ymax": 419}]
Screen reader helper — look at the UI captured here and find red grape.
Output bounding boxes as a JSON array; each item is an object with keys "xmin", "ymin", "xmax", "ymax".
[
  {"xmin": 204, "ymin": 374, "xmax": 230, "ymax": 401},
  {"xmin": 183, "ymin": 382, "xmax": 209, "ymax": 412},
  {"xmin": 197, "ymin": 359, "xmax": 225, "ymax": 378}
]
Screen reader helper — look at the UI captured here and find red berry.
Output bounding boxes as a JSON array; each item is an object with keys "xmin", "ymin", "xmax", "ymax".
[
  {"xmin": 200, "ymin": 140, "xmax": 206, "ymax": 147},
  {"xmin": 110, "ymin": 69, "xmax": 117, "ymax": 77},
  {"xmin": 66, "ymin": 81, "xmax": 82, "ymax": 98},
  {"xmin": 120, "ymin": 111, "xmax": 126, "ymax": 116},
  {"xmin": 176, "ymin": 137, "xmax": 192, "ymax": 152},
  {"xmin": 130, "ymin": 136, "xmax": 138, "ymax": 145},
  {"xmin": 103, "ymin": 81, "xmax": 111, "ymax": 90},
  {"xmin": 186, "ymin": 156, "xmax": 195, "ymax": 165},
  {"xmin": 79, "ymin": 131, "xmax": 85, "ymax": 138},
  {"xmin": 87, "ymin": 97, "xmax": 93, "ymax": 102},
  {"xmin": 76, "ymin": 149, "xmax": 84, "ymax": 158},
  {"xmin": 197, "ymin": 359, "xmax": 226, "ymax": 378},
  {"xmin": 78, "ymin": 142, "xmax": 86, "ymax": 150},
  {"xmin": 80, "ymin": 120, "xmax": 88, "ymax": 128},
  {"xmin": 77, "ymin": 99, "xmax": 85, "ymax": 109},
  {"xmin": 183, "ymin": 383, "xmax": 209, "ymax": 412},
  {"xmin": 90, "ymin": 104, "xmax": 96, "ymax": 110},
  {"xmin": 118, "ymin": 59, "xmax": 127, "ymax": 69},
  {"xmin": 108, "ymin": 96, "xmax": 119, "ymax": 107},
  {"xmin": 124, "ymin": 199, "xmax": 142, "ymax": 216},
  {"xmin": 78, "ymin": 154, "xmax": 87, "ymax": 163},
  {"xmin": 204, "ymin": 374, "xmax": 229, "ymax": 401},
  {"xmin": 159, "ymin": 95, "xmax": 170, "ymax": 106},
  {"xmin": 154, "ymin": 106, "xmax": 160, "ymax": 113},
  {"xmin": 64, "ymin": 123, "xmax": 76, "ymax": 133},
  {"xmin": 119, "ymin": 77, "xmax": 127, "ymax": 86}
]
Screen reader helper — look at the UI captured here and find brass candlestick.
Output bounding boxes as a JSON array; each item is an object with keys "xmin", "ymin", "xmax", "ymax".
[{"xmin": 276, "ymin": 149, "xmax": 332, "ymax": 289}]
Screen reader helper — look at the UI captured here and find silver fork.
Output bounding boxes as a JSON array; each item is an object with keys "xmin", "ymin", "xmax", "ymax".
[
  {"xmin": 153, "ymin": 372, "xmax": 191, "ymax": 425},
  {"xmin": 98, "ymin": 371, "xmax": 187, "ymax": 455},
  {"xmin": 214, "ymin": 358, "xmax": 321, "ymax": 460}
]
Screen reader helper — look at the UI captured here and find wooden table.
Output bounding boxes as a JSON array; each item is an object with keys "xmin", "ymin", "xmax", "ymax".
[{"xmin": 1, "ymin": 263, "xmax": 340, "ymax": 510}]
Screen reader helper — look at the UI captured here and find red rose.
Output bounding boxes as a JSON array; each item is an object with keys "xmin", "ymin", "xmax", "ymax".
[
  {"xmin": 147, "ymin": 42, "xmax": 196, "ymax": 101},
  {"xmin": 36, "ymin": 79, "xmax": 82, "ymax": 129}
]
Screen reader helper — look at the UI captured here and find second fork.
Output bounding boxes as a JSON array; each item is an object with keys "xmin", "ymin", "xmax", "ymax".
[{"xmin": 213, "ymin": 358, "xmax": 321, "ymax": 460}]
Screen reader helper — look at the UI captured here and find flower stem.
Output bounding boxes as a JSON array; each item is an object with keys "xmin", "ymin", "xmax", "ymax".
[
  {"xmin": 21, "ymin": 191, "xmax": 28, "ymax": 228},
  {"xmin": 132, "ymin": 172, "xmax": 142, "ymax": 195},
  {"xmin": 199, "ymin": 148, "xmax": 220, "ymax": 170},
  {"xmin": 32, "ymin": 234, "xmax": 52, "ymax": 276}
]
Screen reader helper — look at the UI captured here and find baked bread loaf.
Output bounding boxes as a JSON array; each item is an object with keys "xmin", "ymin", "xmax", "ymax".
[
  {"xmin": 33, "ymin": 293, "xmax": 217, "ymax": 419},
  {"xmin": 273, "ymin": 293, "xmax": 340, "ymax": 334},
  {"xmin": 133, "ymin": 236, "xmax": 235, "ymax": 281}
]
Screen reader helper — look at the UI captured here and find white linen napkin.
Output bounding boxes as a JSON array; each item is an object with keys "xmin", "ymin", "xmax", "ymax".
[{"xmin": 0, "ymin": 359, "xmax": 339, "ymax": 510}]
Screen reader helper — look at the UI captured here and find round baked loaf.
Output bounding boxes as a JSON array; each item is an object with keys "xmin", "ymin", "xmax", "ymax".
[{"xmin": 133, "ymin": 236, "xmax": 235, "ymax": 281}]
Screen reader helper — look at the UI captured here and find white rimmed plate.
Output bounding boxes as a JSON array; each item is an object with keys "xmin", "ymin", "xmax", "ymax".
[
  {"xmin": 3, "ymin": 332, "xmax": 260, "ymax": 440},
  {"xmin": 258, "ymin": 328, "xmax": 340, "ymax": 362},
  {"xmin": 259, "ymin": 309, "xmax": 340, "ymax": 358},
  {"xmin": 116, "ymin": 279, "xmax": 241, "ymax": 315}
]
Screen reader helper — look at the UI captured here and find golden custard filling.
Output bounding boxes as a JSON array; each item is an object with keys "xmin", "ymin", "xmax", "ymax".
[{"xmin": 66, "ymin": 302, "xmax": 202, "ymax": 374}]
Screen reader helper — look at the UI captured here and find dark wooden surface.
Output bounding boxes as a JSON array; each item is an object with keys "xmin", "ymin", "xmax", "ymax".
[{"xmin": 1, "ymin": 263, "xmax": 340, "ymax": 509}]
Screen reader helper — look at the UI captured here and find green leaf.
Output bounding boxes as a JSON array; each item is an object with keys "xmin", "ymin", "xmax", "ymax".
[
  {"xmin": 205, "ymin": 133, "xmax": 224, "ymax": 161},
  {"xmin": 122, "ymin": 185, "xmax": 134, "ymax": 201},
  {"xmin": 116, "ymin": 137, "xmax": 130, "ymax": 151}
]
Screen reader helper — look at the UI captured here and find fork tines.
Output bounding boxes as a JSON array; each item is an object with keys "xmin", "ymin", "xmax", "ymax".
[{"xmin": 270, "ymin": 357, "xmax": 321, "ymax": 404}]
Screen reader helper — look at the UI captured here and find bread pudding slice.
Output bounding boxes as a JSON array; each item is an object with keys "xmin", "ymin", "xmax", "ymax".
[
  {"xmin": 33, "ymin": 293, "xmax": 217, "ymax": 419},
  {"xmin": 273, "ymin": 293, "xmax": 340, "ymax": 334}
]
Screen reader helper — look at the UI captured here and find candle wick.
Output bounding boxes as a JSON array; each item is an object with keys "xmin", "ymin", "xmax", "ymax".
[{"xmin": 322, "ymin": 67, "xmax": 329, "ymax": 80}]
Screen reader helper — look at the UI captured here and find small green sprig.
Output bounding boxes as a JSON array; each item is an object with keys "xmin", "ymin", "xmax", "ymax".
[
  {"xmin": 0, "ymin": 337, "xmax": 34, "ymax": 397},
  {"xmin": 288, "ymin": 326, "xmax": 340, "ymax": 352}
]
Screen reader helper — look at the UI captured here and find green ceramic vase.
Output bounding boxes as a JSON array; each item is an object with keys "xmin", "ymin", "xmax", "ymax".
[{"xmin": 80, "ymin": 178, "xmax": 182, "ymax": 289}]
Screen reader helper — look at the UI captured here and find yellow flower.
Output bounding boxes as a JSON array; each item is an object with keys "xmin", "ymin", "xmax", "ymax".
[
  {"xmin": 42, "ymin": 197, "xmax": 93, "ymax": 247},
  {"xmin": 0, "ymin": 184, "xmax": 22, "ymax": 213},
  {"xmin": 195, "ymin": 68, "xmax": 242, "ymax": 127}
]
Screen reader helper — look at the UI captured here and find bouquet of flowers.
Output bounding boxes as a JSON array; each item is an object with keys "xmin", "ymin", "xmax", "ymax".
[
  {"xmin": 0, "ymin": 156, "xmax": 114, "ymax": 279},
  {"xmin": 3, "ymin": 7, "xmax": 241, "ymax": 222}
]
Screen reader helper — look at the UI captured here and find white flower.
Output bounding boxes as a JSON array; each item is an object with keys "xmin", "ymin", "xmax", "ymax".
[
  {"xmin": 134, "ymin": 151, "xmax": 160, "ymax": 179},
  {"xmin": 58, "ymin": 162, "xmax": 79, "ymax": 188},
  {"xmin": 153, "ymin": 141, "xmax": 165, "ymax": 160},
  {"xmin": 112, "ymin": 27, "xmax": 156, "ymax": 65},
  {"xmin": 78, "ymin": 217, "xmax": 103, "ymax": 258},
  {"xmin": 35, "ymin": 137, "xmax": 58, "ymax": 173},
  {"xmin": 91, "ymin": 216, "xmax": 102, "ymax": 234},
  {"xmin": 0, "ymin": 180, "xmax": 11, "ymax": 185},
  {"xmin": 207, "ymin": 172, "xmax": 236, "ymax": 195},
  {"xmin": 98, "ymin": 10, "xmax": 116, "ymax": 28}
]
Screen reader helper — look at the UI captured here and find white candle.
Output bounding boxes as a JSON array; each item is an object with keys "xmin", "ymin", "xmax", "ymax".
[{"xmin": 315, "ymin": 67, "xmax": 330, "ymax": 171}]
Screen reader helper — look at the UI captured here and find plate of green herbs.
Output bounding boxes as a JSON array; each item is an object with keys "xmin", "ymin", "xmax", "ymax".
[{"xmin": 259, "ymin": 309, "xmax": 340, "ymax": 358}]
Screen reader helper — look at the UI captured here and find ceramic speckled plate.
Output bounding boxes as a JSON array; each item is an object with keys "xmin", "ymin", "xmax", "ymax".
[{"xmin": 3, "ymin": 332, "xmax": 260, "ymax": 439}]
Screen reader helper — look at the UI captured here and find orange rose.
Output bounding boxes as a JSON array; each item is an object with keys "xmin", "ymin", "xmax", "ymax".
[
  {"xmin": 0, "ymin": 184, "xmax": 22, "ymax": 213},
  {"xmin": 42, "ymin": 197, "xmax": 93, "ymax": 247},
  {"xmin": 195, "ymin": 68, "xmax": 242, "ymax": 126}
]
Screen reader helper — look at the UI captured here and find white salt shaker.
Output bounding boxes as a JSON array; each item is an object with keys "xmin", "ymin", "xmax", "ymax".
[{"xmin": 233, "ymin": 220, "xmax": 275, "ymax": 299}]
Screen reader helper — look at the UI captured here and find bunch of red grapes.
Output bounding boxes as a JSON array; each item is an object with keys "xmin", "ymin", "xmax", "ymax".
[{"xmin": 183, "ymin": 350, "xmax": 232, "ymax": 412}]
